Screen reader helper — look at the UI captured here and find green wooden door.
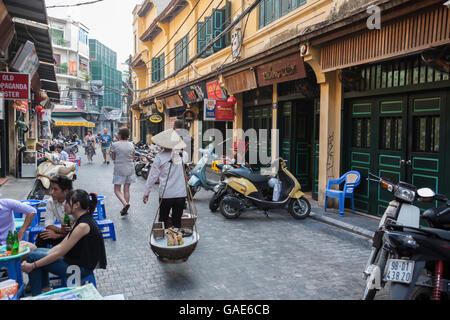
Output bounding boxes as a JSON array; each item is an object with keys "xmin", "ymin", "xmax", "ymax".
[
  {"xmin": 376, "ymin": 97, "xmax": 408, "ymax": 216},
  {"xmin": 407, "ymin": 93, "xmax": 446, "ymax": 213},
  {"xmin": 280, "ymin": 102, "xmax": 293, "ymax": 167},
  {"xmin": 293, "ymin": 101, "xmax": 313, "ymax": 191},
  {"xmin": 345, "ymin": 91, "xmax": 448, "ymax": 216}
]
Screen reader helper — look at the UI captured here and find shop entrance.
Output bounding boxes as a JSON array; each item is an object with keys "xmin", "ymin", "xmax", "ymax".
[
  {"xmin": 279, "ymin": 99, "xmax": 315, "ymax": 192},
  {"xmin": 344, "ymin": 90, "xmax": 449, "ymax": 216}
]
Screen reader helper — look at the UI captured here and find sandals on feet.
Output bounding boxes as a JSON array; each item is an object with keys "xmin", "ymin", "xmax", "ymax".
[{"xmin": 121, "ymin": 204, "xmax": 130, "ymax": 216}]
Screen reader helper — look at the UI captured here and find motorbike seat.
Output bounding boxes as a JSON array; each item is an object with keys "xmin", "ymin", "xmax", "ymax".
[
  {"xmin": 423, "ymin": 206, "xmax": 450, "ymax": 228},
  {"xmin": 421, "ymin": 227, "xmax": 450, "ymax": 242},
  {"xmin": 235, "ymin": 171, "xmax": 270, "ymax": 184}
]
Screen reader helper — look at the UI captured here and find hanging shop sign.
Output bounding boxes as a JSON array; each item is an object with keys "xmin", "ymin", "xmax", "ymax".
[
  {"xmin": 180, "ymin": 82, "xmax": 207, "ymax": 104},
  {"xmin": 155, "ymin": 100, "xmax": 164, "ymax": 113},
  {"xmin": 224, "ymin": 70, "xmax": 257, "ymax": 95},
  {"xmin": 203, "ymin": 99, "xmax": 235, "ymax": 121},
  {"xmin": 10, "ymin": 41, "xmax": 39, "ymax": 77},
  {"xmin": 206, "ymin": 80, "xmax": 225, "ymax": 100},
  {"xmin": 256, "ymin": 54, "xmax": 307, "ymax": 87},
  {"xmin": 0, "ymin": 72, "xmax": 30, "ymax": 100},
  {"xmin": 12, "ymin": 100, "xmax": 28, "ymax": 114},
  {"xmin": 215, "ymin": 100, "xmax": 235, "ymax": 121},
  {"xmin": 162, "ymin": 94, "xmax": 184, "ymax": 109},
  {"xmin": 183, "ymin": 109, "xmax": 196, "ymax": 122},
  {"xmin": 149, "ymin": 114, "xmax": 163, "ymax": 123},
  {"xmin": 204, "ymin": 99, "xmax": 216, "ymax": 121}
]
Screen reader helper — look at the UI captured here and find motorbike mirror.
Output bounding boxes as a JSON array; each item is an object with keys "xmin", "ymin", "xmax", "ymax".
[{"xmin": 417, "ymin": 188, "xmax": 435, "ymax": 199}]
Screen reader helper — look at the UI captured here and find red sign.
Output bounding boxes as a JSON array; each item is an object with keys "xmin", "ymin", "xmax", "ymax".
[
  {"xmin": 206, "ymin": 80, "xmax": 224, "ymax": 100},
  {"xmin": 215, "ymin": 100, "xmax": 234, "ymax": 121},
  {"xmin": 0, "ymin": 72, "xmax": 30, "ymax": 100}
]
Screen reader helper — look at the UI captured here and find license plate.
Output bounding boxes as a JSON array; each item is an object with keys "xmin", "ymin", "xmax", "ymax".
[{"xmin": 384, "ymin": 259, "xmax": 415, "ymax": 284}]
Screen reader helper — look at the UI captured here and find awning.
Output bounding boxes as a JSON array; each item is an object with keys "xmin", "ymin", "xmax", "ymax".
[{"xmin": 52, "ymin": 116, "xmax": 95, "ymax": 128}]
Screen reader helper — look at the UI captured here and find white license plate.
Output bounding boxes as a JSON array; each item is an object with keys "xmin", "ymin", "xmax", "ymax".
[{"xmin": 384, "ymin": 259, "xmax": 415, "ymax": 284}]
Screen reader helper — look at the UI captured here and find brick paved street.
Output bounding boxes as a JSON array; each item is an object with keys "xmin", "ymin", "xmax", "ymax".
[
  {"xmin": 63, "ymin": 150, "xmax": 377, "ymax": 300},
  {"xmin": 1, "ymin": 150, "xmax": 387, "ymax": 300}
]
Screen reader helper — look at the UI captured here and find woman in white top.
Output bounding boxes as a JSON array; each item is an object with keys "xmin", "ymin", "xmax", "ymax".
[
  {"xmin": 111, "ymin": 127, "xmax": 136, "ymax": 217},
  {"xmin": 143, "ymin": 129, "xmax": 187, "ymax": 229}
]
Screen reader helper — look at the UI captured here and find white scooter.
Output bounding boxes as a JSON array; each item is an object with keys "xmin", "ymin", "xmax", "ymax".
[
  {"xmin": 361, "ymin": 172, "xmax": 434, "ymax": 299},
  {"xmin": 27, "ymin": 152, "xmax": 77, "ymax": 200}
]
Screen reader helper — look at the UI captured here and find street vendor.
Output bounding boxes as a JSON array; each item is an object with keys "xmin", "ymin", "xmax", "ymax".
[{"xmin": 143, "ymin": 129, "xmax": 188, "ymax": 230}]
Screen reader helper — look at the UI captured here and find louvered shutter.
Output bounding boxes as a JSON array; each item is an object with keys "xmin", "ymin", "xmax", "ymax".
[{"xmin": 213, "ymin": 9, "xmax": 225, "ymax": 51}]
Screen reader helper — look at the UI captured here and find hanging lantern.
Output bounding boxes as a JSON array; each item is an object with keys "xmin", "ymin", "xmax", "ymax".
[{"xmin": 226, "ymin": 95, "xmax": 237, "ymax": 105}]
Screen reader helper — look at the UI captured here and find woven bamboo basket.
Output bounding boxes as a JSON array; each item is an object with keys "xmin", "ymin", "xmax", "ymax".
[{"xmin": 149, "ymin": 156, "xmax": 199, "ymax": 263}]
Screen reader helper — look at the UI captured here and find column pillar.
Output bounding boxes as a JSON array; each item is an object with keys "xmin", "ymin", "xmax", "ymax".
[{"xmin": 318, "ymin": 71, "xmax": 342, "ymax": 207}]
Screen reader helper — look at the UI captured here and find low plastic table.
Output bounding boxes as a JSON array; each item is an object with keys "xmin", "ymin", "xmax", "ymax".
[{"xmin": 0, "ymin": 245, "xmax": 30, "ymax": 298}]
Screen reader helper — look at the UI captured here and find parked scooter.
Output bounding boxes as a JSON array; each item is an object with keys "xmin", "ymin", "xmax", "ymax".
[
  {"xmin": 218, "ymin": 158, "xmax": 311, "ymax": 220},
  {"xmin": 209, "ymin": 162, "xmax": 254, "ymax": 212},
  {"xmin": 383, "ymin": 191, "xmax": 450, "ymax": 300},
  {"xmin": 187, "ymin": 143, "xmax": 221, "ymax": 198},
  {"xmin": 361, "ymin": 172, "xmax": 436, "ymax": 300},
  {"xmin": 27, "ymin": 152, "xmax": 77, "ymax": 200}
]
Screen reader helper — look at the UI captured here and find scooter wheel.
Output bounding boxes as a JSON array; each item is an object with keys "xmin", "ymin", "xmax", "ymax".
[
  {"xmin": 219, "ymin": 198, "xmax": 241, "ymax": 219},
  {"xmin": 289, "ymin": 197, "xmax": 311, "ymax": 219}
]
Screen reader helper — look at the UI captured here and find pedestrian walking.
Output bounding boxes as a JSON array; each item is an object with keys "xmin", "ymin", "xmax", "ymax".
[
  {"xmin": 21, "ymin": 189, "xmax": 107, "ymax": 296},
  {"xmin": 99, "ymin": 128, "xmax": 112, "ymax": 165},
  {"xmin": 83, "ymin": 130, "xmax": 96, "ymax": 163},
  {"xmin": 111, "ymin": 127, "xmax": 136, "ymax": 217},
  {"xmin": 143, "ymin": 129, "xmax": 188, "ymax": 229}
]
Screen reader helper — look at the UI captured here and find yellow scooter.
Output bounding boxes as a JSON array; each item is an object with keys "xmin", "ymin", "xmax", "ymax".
[
  {"xmin": 27, "ymin": 152, "xmax": 77, "ymax": 200},
  {"xmin": 219, "ymin": 158, "xmax": 311, "ymax": 219}
]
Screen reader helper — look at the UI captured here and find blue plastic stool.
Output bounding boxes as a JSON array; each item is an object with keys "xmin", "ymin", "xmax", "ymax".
[
  {"xmin": 28, "ymin": 226, "xmax": 46, "ymax": 243},
  {"xmin": 93, "ymin": 196, "xmax": 106, "ymax": 221},
  {"xmin": 97, "ymin": 220, "xmax": 116, "ymax": 241},
  {"xmin": 14, "ymin": 200, "xmax": 42, "ymax": 218}
]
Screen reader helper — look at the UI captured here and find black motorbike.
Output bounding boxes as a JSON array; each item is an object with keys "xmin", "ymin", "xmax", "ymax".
[
  {"xmin": 383, "ymin": 191, "xmax": 450, "ymax": 300},
  {"xmin": 209, "ymin": 163, "xmax": 254, "ymax": 212}
]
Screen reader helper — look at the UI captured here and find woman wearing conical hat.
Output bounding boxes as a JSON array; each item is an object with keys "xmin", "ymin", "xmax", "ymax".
[{"xmin": 142, "ymin": 129, "xmax": 188, "ymax": 230}]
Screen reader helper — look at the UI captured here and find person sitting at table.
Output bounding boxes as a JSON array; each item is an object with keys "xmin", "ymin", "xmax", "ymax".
[
  {"xmin": 21, "ymin": 189, "xmax": 107, "ymax": 296},
  {"xmin": 0, "ymin": 193, "xmax": 37, "ymax": 250},
  {"xmin": 35, "ymin": 175, "xmax": 74, "ymax": 248}
]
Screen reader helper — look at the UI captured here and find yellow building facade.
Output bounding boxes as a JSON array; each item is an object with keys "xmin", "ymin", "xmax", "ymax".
[{"xmin": 130, "ymin": 0, "xmax": 450, "ymax": 214}]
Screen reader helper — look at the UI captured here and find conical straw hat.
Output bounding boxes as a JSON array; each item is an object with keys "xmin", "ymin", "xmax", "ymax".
[{"xmin": 151, "ymin": 128, "xmax": 187, "ymax": 149}]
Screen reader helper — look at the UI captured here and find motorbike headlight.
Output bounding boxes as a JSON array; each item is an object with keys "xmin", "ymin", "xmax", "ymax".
[
  {"xmin": 213, "ymin": 185, "xmax": 221, "ymax": 193},
  {"xmin": 394, "ymin": 187, "xmax": 416, "ymax": 202},
  {"xmin": 385, "ymin": 232, "xmax": 418, "ymax": 249}
]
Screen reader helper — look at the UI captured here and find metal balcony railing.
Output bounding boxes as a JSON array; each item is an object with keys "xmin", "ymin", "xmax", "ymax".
[{"xmin": 52, "ymin": 38, "xmax": 71, "ymax": 47}]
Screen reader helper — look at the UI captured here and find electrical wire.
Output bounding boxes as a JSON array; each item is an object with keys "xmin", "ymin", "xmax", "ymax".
[
  {"xmin": 135, "ymin": 0, "xmax": 261, "ymax": 93},
  {"xmin": 46, "ymin": 0, "xmax": 107, "ymax": 9},
  {"xmin": 142, "ymin": 0, "xmax": 225, "ymax": 71}
]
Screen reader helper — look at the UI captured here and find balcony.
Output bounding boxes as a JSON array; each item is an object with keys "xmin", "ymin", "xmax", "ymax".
[{"xmin": 52, "ymin": 38, "xmax": 71, "ymax": 48}]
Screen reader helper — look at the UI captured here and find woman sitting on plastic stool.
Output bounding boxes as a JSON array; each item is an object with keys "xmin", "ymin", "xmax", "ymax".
[{"xmin": 21, "ymin": 190, "xmax": 107, "ymax": 296}]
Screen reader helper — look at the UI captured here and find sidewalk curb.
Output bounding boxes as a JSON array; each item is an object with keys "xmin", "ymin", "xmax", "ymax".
[{"xmin": 309, "ymin": 211, "xmax": 375, "ymax": 240}]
